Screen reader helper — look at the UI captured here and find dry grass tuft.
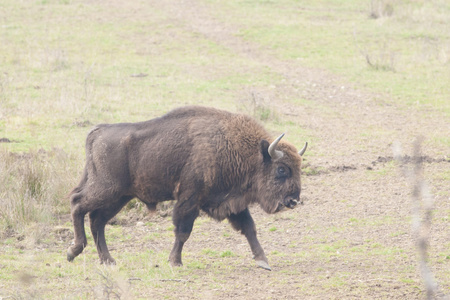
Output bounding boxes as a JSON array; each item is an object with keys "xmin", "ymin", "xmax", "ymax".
[
  {"xmin": 93, "ymin": 267, "xmax": 131, "ymax": 300},
  {"xmin": 0, "ymin": 148, "xmax": 78, "ymax": 236}
]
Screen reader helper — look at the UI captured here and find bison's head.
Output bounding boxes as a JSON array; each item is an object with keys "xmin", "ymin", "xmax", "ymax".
[{"xmin": 256, "ymin": 134, "xmax": 307, "ymax": 214}]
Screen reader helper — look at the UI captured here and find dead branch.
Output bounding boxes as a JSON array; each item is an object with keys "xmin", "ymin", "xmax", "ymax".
[
  {"xmin": 393, "ymin": 139, "xmax": 448, "ymax": 300},
  {"xmin": 158, "ymin": 279, "xmax": 190, "ymax": 283}
]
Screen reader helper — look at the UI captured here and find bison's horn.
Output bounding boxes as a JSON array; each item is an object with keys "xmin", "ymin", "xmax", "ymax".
[
  {"xmin": 268, "ymin": 133, "xmax": 284, "ymax": 160},
  {"xmin": 298, "ymin": 142, "xmax": 308, "ymax": 156}
]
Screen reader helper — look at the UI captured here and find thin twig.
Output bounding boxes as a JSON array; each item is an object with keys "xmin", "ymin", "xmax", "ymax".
[
  {"xmin": 393, "ymin": 139, "xmax": 448, "ymax": 300},
  {"xmin": 128, "ymin": 277, "xmax": 142, "ymax": 282},
  {"xmin": 158, "ymin": 279, "xmax": 190, "ymax": 283},
  {"xmin": 357, "ymin": 278, "xmax": 396, "ymax": 283}
]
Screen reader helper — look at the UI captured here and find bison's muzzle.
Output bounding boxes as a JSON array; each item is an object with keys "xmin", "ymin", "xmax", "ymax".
[
  {"xmin": 275, "ymin": 196, "xmax": 301, "ymax": 212},
  {"xmin": 284, "ymin": 197, "xmax": 299, "ymax": 209}
]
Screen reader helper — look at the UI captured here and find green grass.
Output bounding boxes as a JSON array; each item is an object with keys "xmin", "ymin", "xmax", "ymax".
[
  {"xmin": 365, "ymin": 160, "xmax": 397, "ymax": 180},
  {"xmin": 206, "ymin": 0, "xmax": 450, "ymax": 114},
  {"xmin": 220, "ymin": 250, "xmax": 236, "ymax": 258},
  {"xmin": 202, "ymin": 248, "xmax": 219, "ymax": 257}
]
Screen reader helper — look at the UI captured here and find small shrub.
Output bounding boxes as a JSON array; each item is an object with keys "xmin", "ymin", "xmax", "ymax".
[
  {"xmin": 93, "ymin": 267, "xmax": 130, "ymax": 300},
  {"xmin": 239, "ymin": 90, "xmax": 279, "ymax": 122},
  {"xmin": 369, "ymin": 0, "xmax": 394, "ymax": 19},
  {"xmin": 353, "ymin": 32, "xmax": 397, "ymax": 72}
]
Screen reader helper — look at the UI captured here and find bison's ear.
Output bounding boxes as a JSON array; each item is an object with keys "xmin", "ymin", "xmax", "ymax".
[{"xmin": 260, "ymin": 140, "xmax": 271, "ymax": 163}]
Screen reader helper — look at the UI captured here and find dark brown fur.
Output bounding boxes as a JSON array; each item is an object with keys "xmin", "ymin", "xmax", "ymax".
[{"xmin": 67, "ymin": 106, "xmax": 305, "ymax": 269}]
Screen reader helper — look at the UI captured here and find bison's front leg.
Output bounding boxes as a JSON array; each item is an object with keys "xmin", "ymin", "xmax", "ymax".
[
  {"xmin": 228, "ymin": 208, "xmax": 271, "ymax": 270},
  {"xmin": 169, "ymin": 196, "xmax": 200, "ymax": 267}
]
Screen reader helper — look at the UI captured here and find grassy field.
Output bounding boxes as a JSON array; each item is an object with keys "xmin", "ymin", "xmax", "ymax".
[{"xmin": 1, "ymin": 0, "xmax": 449, "ymax": 299}]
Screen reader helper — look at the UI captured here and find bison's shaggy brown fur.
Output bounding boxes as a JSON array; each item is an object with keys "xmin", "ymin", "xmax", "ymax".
[{"xmin": 67, "ymin": 106, "xmax": 307, "ymax": 270}]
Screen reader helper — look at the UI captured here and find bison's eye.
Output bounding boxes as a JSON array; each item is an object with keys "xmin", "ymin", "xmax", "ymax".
[{"xmin": 276, "ymin": 166, "xmax": 289, "ymax": 179}]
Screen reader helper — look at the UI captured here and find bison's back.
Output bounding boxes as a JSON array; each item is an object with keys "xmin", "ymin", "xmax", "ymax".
[{"xmin": 84, "ymin": 106, "xmax": 269, "ymax": 204}]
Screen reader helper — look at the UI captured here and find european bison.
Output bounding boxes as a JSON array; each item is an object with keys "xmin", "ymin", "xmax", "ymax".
[{"xmin": 67, "ymin": 106, "xmax": 307, "ymax": 270}]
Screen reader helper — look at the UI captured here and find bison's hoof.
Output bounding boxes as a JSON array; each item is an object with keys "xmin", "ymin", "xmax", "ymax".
[
  {"xmin": 67, "ymin": 249, "xmax": 75, "ymax": 262},
  {"xmin": 100, "ymin": 258, "xmax": 116, "ymax": 265},
  {"xmin": 256, "ymin": 260, "xmax": 272, "ymax": 271},
  {"xmin": 169, "ymin": 260, "xmax": 183, "ymax": 267}
]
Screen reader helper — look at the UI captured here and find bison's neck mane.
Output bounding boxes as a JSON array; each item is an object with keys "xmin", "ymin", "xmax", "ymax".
[{"xmin": 194, "ymin": 113, "xmax": 269, "ymax": 220}]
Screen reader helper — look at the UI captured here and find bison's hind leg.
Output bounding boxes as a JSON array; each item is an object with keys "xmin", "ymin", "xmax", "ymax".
[
  {"xmin": 89, "ymin": 195, "xmax": 133, "ymax": 264},
  {"xmin": 67, "ymin": 191, "xmax": 88, "ymax": 262}
]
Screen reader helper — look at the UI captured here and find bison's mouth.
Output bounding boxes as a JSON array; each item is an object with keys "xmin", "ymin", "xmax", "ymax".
[{"xmin": 274, "ymin": 197, "xmax": 301, "ymax": 212}]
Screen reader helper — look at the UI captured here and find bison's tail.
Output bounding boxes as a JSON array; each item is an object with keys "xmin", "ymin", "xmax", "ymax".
[{"xmin": 69, "ymin": 126, "xmax": 99, "ymax": 200}]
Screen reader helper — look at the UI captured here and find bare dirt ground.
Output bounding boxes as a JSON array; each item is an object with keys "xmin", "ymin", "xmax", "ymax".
[{"xmin": 3, "ymin": 0, "xmax": 448, "ymax": 299}]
